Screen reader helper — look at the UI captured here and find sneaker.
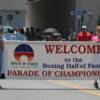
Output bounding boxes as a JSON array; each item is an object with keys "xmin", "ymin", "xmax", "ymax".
[{"xmin": 94, "ymin": 80, "xmax": 99, "ymax": 89}]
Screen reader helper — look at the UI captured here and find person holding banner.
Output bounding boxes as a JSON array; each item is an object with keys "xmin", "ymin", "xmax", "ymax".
[
  {"xmin": 0, "ymin": 28, "xmax": 4, "ymax": 79},
  {"xmin": 92, "ymin": 25, "xmax": 100, "ymax": 89},
  {"xmin": 75, "ymin": 25, "xmax": 99, "ymax": 89}
]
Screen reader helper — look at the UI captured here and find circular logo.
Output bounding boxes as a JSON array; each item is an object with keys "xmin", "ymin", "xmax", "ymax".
[{"xmin": 14, "ymin": 44, "xmax": 34, "ymax": 62}]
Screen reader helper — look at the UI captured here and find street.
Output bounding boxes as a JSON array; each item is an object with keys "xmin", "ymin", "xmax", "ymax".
[
  {"xmin": 0, "ymin": 80, "xmax": 100, "ymax": 100},
  {"xmin": 0, "ymin": 0, "xmax": 100, "ymax": 100}
]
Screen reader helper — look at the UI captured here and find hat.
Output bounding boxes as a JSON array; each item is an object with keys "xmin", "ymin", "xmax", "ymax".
[{"xmin": 82, "ymin": 25, "xmax": 87, "ymax": 29}]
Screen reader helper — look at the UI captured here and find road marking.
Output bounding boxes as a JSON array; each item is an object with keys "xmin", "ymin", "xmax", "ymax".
[
  {"xmin": 49, "ymin": 80, "xmax": 100, "ymax": 96},
  {"xmin": 59, "ymin": 81, "xmax": 100, "ymax": 96}
]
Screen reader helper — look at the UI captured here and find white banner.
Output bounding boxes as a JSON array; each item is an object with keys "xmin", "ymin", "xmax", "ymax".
[{"xmin": 4, "ymin": 41, "xmax": 100, "ymax": 80}]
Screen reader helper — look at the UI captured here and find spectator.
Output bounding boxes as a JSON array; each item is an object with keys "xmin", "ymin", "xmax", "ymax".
[
  {"xmin": 68, "ymin": 28, "xmax": 76, "ymax": 41},
  {"xmin": 76, "ymin": 25, "xmax": 93, "ymax": 41},
  {"xmin": 35, "ymin": 28, "xmax": 42, "ymax": 40},
  {"xmin": 14, "ymin": 27, "xmax": 20, "ymax": 34},
  {"xmin": 30, "ymin": 27, "xmax": 35, "ymax": 40},
  {"xmin": 20, "ymin": 28, "xmax": 25, "ymax": 34},
  {"xmin": 25, "ymin": 27, "xmax": 30, "ymax": 40},
  {"xmin": 52, "ymin": 33, "xmax": 62, "ymax": 41}
]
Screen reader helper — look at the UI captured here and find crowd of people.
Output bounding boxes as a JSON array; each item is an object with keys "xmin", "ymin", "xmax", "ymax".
[{"xmin": 4, "ymin": 25, "xmax": 99, "ymax": 42}]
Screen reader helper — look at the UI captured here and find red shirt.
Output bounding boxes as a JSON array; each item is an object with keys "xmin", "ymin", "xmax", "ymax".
[{"xmin": 76, "ymin": 31, "xmax": 93, "ymax": 41}]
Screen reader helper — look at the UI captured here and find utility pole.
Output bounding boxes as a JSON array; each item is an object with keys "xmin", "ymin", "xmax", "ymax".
[{"xmin": 79, "ymin": 0, "xmax": 83, "ymax": 30}]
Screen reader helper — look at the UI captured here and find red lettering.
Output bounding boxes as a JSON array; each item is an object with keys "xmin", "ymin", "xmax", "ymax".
[
  {"xmin": 78, "ymin": 45, "xmax": 86, "ymax": 54},
  {"xmin": 97, "ymin": 45, "xmax": 100, "ymax": 53},
  {"xmin": 45, "ymin": 45, "xmax": 55, "ymax": 54},
  {"xmin": 71, "ymin": 45, "xmax": 77, "ymax": 54},
  {"xmin": 45, "ymin": 44, "xmax": 100, "ymax": 54},
  {"xmin": 56, "ymin": 45, "xmax": 63, "ymax": 53},
  {"xmin": 7, "ymin": 70, "xmax": 40, "ymax": 77},
  {"xmin": 87, "ymin": 45, "xmax": 97, "ymax": 53},
  {"xmin": 63, "ymin": 45, "xmax": 70, "ymax": 53}
]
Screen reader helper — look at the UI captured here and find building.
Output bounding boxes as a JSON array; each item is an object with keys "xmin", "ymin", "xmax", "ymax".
[
  {"xmin": 26, "ymin": 0, "xmax": 76, "ymax": 32},
  {"xmin": 0, "ymin": 0, "xmax": 26, "ymax": 27},
  {"xmin": 0, "ymin": 0, "xmax": 100, "ymax": 32},
  {"xmin": 26, "ymin": 0, "xmax": 100, "ymax": 32},
  {"xmin": 76, "ymin": 0, "xmax": 100, "ymax": 32}
]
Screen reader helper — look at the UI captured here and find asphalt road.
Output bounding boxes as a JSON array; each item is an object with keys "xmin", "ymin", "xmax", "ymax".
[{"xmin": 0, "ymin": 80, "xmax": 100, "ymax": 100}]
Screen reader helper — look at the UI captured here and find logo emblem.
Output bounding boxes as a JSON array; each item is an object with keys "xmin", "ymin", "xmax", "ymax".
[{"xmin": 14, "ymin": 44, "xmax": 34, "ymax": 62}]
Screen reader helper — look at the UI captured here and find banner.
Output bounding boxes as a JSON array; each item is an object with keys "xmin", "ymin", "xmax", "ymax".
[{"xmin": 4, "ymin": 41, "xmax": 100, "ymax": 80}]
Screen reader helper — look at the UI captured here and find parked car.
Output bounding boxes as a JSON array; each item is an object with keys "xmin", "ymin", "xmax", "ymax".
[
  {"xmin": 41, "ymin": 28, "xmax": 62, "ymax": 41},
  {"xmin": 3, "ymin": 33, "xmax": 27, "ymax": 41}
]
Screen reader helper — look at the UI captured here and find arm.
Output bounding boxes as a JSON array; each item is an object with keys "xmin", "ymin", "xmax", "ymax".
[{"xmin": 0, "ymin": 39, "xmax": 4, "ymax": 50}]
